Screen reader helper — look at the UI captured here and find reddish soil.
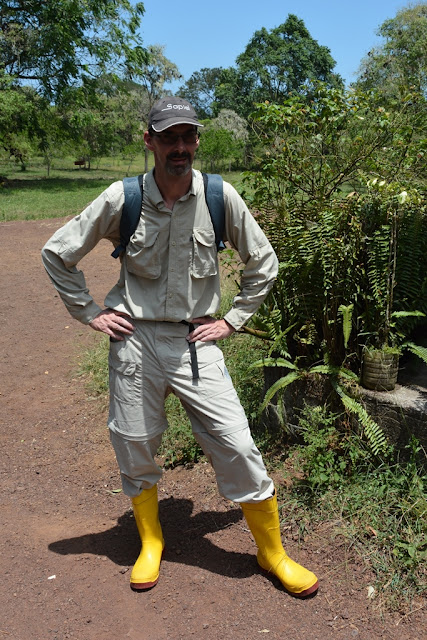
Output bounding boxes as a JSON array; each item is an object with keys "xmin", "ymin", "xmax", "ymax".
[{"xmin": 0, "ymin": 218, "xmax": 425, "ymax": 640}]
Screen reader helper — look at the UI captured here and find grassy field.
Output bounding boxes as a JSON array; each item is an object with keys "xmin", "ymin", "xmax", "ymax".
[{"xmin": 0, "ymin": 153, "xmax": 248, "ymax": 222}]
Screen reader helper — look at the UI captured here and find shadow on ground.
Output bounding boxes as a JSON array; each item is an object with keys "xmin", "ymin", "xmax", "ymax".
[{"xmin": 48, "ymin": 497, "xmax": 256, "ymax": 580}]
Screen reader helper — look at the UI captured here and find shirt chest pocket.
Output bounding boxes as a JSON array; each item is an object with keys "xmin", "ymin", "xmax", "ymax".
[
  {"xmin": 191, "ymin": 228, "xmax": 218, "ymax": 278},
  {"xmin": 125, "ymin": 229, "xmax": 161, "ymax": 279}
]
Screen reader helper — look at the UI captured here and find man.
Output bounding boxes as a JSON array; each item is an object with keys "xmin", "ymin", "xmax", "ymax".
[{"xmin": 42, "ymin": 96, "xmax": 318, "ymax": 597}]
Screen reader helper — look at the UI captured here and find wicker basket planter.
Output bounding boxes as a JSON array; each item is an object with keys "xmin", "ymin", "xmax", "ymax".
[{"xmin": 361, "ymin": 348, "xmax": 399, "ymax": 391}]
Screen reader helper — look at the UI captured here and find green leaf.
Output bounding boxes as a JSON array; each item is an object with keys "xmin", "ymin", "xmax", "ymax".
[
  {"xmin": 404, "ymin": 342, "xmax": 427, "ymax": 365},
  {"xmin": 338, "ymin": 304, "xmax": 354, "ymax": 348},
  {"xmin": 260, "ymin": 371, "xmax": 301, "ymax": 413},
  {"xmin": 250, "ymin": 357, "xmax": 298, "ymax": 370}
]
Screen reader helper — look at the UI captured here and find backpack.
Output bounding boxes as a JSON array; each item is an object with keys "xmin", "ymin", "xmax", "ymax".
[{"xmin": 111, "ymin": 172, "xmax": 225, "ymax": 259}]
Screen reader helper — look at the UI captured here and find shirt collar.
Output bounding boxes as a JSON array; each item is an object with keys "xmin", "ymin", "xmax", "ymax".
[{"xmin": 145, "ymin": 168, "xmax": 199, "ymax": 205}]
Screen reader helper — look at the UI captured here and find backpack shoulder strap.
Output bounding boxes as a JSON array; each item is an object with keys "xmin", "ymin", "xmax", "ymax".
[
  {"xmin": 202, "ymin": 172, "xmax": 226, "ymax": 251},
  {"xmin": 111, "ymin": 174, "xmax": 144, "ymax": 258}
]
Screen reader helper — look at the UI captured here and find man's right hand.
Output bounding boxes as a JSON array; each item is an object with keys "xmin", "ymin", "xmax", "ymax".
[{"xmin": 89, "ymin": 309, "xmax": 135, "ymax": 341}]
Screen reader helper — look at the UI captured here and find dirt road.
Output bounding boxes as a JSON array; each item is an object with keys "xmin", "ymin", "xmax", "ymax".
[{"xmin": 0, "ymin": 218, "xmax": 424, "ymax": 639}]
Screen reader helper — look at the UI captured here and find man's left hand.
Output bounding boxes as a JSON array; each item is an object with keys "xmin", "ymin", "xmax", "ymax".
[{"xmin": 187, "ymin": 317, "xmax": 235, "ymax": 342}]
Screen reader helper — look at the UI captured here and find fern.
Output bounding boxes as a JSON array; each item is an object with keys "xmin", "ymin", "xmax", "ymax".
[
  {"xmin": 366, "ymin": 224, "xmax": 391, "ymax": 306},
  {"xmin": 309, "ymin": 364, "xmax": 358, "ymax": 382},
  {"xmin": 404, "ymin": 342, "xmax": 427, "ymax": 365},
  {"xmin": 395, "ymin": 203, "xmax": 427, "ymax": 316},
  {"xmin": 332, "ymin": 380, "xmax": 389, "ymax": 456}
]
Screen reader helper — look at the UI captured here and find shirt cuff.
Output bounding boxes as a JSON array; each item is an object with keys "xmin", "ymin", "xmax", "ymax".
[
  {"xmin": 223, "ymin": 309, "xmax": 251, "ymax": 332},
  {"xmin": 73, "ymin": 301, "xmax": 103, "ymax": 325}
]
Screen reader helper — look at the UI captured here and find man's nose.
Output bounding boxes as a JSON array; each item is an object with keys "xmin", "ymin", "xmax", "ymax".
[{"xmin": 174, "ymin": 136, "xmax": 187, "ymax": 150}]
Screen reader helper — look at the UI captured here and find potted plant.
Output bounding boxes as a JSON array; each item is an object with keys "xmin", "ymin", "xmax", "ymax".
[
  {"xmin": 361, "ymin": 345, "xmax": 400, "ymax": 391},
  {"xmin": 359, "ymin": 182, "xmax": 427, "ymax": 391}
]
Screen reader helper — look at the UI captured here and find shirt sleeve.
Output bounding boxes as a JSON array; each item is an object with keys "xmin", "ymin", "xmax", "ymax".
[
  {"xmin": 221, "ymin": 182, "xmax": 278, "ymax": 331},
  {"xmin": 41, "ymin": 181, "xmax": 124, "ymax": 324}
]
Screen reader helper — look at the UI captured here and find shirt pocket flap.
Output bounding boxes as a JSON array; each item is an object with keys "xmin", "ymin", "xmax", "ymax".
[
  {"xmin": 126, "ymin": 230, "xmax": 161, "ymax": 279},
  {"xmin": 193, "ymin": 228, "xmax": 215, "ymax": 247},
  {"xmin": 191, "ymin": 228, "xmax": 217, "ymax": 278},
  {"xmin": 134, "ymin": 228, "xmax": 158, "ymax": 249}
]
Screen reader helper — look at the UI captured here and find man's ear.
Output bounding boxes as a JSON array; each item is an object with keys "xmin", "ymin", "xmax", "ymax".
[{"xmin": 144, "ymin": 130, "xmax": 155, "ymax": 151}]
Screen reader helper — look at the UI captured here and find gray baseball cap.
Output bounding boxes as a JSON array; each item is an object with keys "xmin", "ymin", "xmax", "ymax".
[{"xmin": 148, "ymin": 97, "xmax": 204, "ymax": 132}]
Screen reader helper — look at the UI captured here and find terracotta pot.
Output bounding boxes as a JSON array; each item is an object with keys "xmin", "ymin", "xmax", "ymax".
[{"xmin": 361, "ymin": 349, "xmax": 399, "ymax": 391}]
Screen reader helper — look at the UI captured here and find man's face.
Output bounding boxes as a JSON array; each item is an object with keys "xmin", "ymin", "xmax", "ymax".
[{"xmin": 145, "ymin": 124, "xmax": 200, "ymax": 177}]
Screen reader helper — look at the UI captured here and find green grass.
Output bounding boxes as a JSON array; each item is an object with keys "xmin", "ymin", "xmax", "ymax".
[
  {"xmin": 277, "ymin": 404, "xmax": 427, "ymax": 614},
  {"xmin": 0, "ymin": 154, "xmax": 250, "ymax": 222},
  {"xmin": 1, "ymin": 177, "xmax": 119, "ymax": 221},
  {"xmin": 0, "ymin": 154, "xmax": 151, "ymax": 221},
  {"xmin": 77, "ymin": 334, "xmax": 110, "ymax": 402}
]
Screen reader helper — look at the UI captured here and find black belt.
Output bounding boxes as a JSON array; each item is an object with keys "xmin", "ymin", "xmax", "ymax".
[{"xmin": 180, "ymin": 321, "xmax": 199, "ymax": 379}]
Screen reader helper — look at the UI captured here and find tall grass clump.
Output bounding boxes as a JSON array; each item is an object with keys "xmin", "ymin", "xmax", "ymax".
[
  {"xmin": 282, "ymin": 403, "xmax": 426, "ymax": 613},
  {"xmin": 77, "ymin": 335, "xmax": 110, "ymax": 403}
]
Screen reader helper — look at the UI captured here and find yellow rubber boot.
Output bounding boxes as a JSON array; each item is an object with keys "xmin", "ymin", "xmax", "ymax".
[
  {"xmin": 241, "ymin": 492, "xmax": 318, "ymax": 597},
  {"xmin": 130, "ymin": 485, "xmax": 164, "ymax": 590}
]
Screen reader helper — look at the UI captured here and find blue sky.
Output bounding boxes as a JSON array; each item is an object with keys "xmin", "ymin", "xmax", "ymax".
[{"xmin": 138, "ymin": 0, "xmax": 410, "ymax": 90}]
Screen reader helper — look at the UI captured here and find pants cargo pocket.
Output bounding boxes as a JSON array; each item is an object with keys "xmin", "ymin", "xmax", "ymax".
[
  {"xmin": 195, "ymin": 342, "xmax": 236, "ymax": 400},
  {"xmin": 109, "ymin": 352, "xmax": 141, "ymax": 405}
]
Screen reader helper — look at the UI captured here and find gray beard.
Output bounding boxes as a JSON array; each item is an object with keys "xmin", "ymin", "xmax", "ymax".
[
  {"xmin": 165, "ymin": 153, "xmax": 192, "ymax": 176},
  {"xmin": 166, "ymin": 161, "xmax": 192, "ymax": 177}
]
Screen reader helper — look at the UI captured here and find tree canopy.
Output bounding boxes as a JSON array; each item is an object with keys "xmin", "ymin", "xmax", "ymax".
[
  {"xmin": 356, "ymin": 2, "xmax": 427, "ymax": 99},
  {"xmin": 192, "ymin": 14, "xmax": 343, "ymax": 118},
  {"xmin": 0, "ymin": 0, "xmax": 147, "ymax": 101},
  {"xmin": 178, "ymin": 67, "xmax": 223, "ymax": 119},
  {"xmin": 235, "ymin": 15, "xmax": 342, "ymax": 102}
]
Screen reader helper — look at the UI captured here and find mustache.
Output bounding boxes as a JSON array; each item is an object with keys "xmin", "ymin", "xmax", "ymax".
[{"xmin": 167, "ymin": 152, "xmax": 191, "ymax": 160}]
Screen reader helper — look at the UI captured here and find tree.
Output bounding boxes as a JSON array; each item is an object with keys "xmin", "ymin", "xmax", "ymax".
[
  {"xmin": 213, "ymin": 109, "xmax": 248, "ymax": 144},
  {"xmin": 213, "ymin": 67, "xmax": 257, "ymax": 118},
  {"xmin": 66, "ymin": 101, "xmax": 116, "ymax": 170},
  {"xmin": 177, "ymin": 67, "xmax": 223, "ymax": 118},
  {"xmin": 215, "ymin": 14, "xmax": 342, "ymax": 117},
  {"xmin": 36, "ymin": 105, "xmax": 71, "ymax": 176},
  {"xmin": 0, "ymin": 83, "xmax": 36, "ymax": 167},
  {"xmin": 198, "ymin": 110, "xmax": 248, "ymax": 171},
  {"xmin": 198, "ymin": 128, "xmax": 235, "ymax": 172},
  {"xmin": 0, "ymin": 0, "xmax": 148, "ymax": 102},
  {"xmin": 248, "ymin": 84, "xmax": 426, "ymax": 218},
  {"xmin": 134, "ymin": 44, "xmax": 182, "ymax": 171},
  {"xmin": 356, "ymin": 3, "xmax": 427, "ymax": 99},
  {"xmin": 139, "ymin": 44, "xmax": 182, "ymax": 108}
]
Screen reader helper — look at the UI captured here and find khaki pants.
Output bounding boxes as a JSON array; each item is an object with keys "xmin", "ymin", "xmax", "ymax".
[{"xmin": 108, "ymin": 320, "xmax": 273, "ymax": 502}]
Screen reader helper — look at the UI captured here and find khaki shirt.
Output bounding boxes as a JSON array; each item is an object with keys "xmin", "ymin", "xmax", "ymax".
[{"xmin": 41, "ymin": 169, "xmax": 278, "ymax": 331}]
